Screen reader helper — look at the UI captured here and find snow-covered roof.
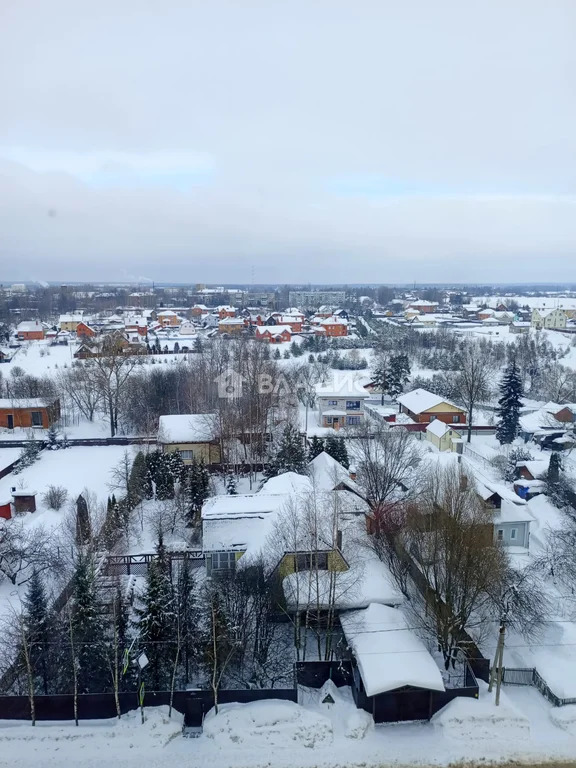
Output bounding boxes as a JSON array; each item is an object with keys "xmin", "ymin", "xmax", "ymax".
[
  {"xmin": 493, "ymin": 500, "xmax": 534, "ymax": 525},
  {"xmin": 397, "ymin": 388, "xmax": 462, "ymax": 415},
  {"xmin": 320, "ymin": 316, "xmax": 349, "ymax": 326},
  {"xmin": 0, "ymin": 397, "xmax": 53, "ymax": 409},
  {"xmin": 16, "ymin": 321, "xmax": 42, "ymax": 332},
  {"xmin": 259, "ymin": 472, "xmax": 313, "ymax": 496},
  {"xmin": 308, "ymin": 451, "xmax": 362, "ymax": 495},
  {"xmin": 218, "ymin": 317, "xmax": 245, "ymax": 325},
  {"xmin": 340, "ymin": 604, "xmax": 445, "ymax": 696},
  {"xmin": 516, "ymin": 459, "xmax": 549, "ymax": 477},
  {"xmin": 519, "ymin": 409, "xmax": 563, "ymax": 434},
  {"xmin": 256, "ymin": 325, "xmax": 291, "ymax": 335},
  {"xmin": 59, "ymin": 313, "xmax": 84, "ymax": 323},
  {"xmin": 202, "ymin": 493, "xmax": 287, "ymax": 521},
  {"xmin": 283, "ymin": 556, "xmax": 404, "ymax": 611},
  {"xmin": 316, "ymin": 377, "xmax": 370, "ymax": 399},
  {"xmin": 157, "ymin": 413, "xmax": 218, "ymax": 444},
  {"xmin": 425, "ymin": 420, "xmax": 454, "ymax": 438}
]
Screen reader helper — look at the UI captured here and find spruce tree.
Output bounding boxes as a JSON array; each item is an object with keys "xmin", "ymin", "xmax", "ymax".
[
  {"xmin": 22, "ymin": 570, "xmax": 51, "ymax": 694},
  {"xmin": 335, "ymin": 436, "xmax": 349, "ymax": 469},
  {"xmin": 70, "ymin": 554, "xmax": 107, "ymax": 693},
  {"xmin": 193, "ymin": 336, "xmax": 203, "ymax": 354},
  {"xmin": 134, "ymin": 547, "xmax": 175, "ymax": 691},
  {"xmin": 372, "ymin": 360, "xmax": 388, "ymax": 405},
  {"xmin": 308, "ymin": 436, "xmax": 325, "ymax": 462},
  {"xmin": 385, "ymin": 354, "xmax": 411, "ymax": 399},
  {"xmin": 496, "ymin": 358, "xmax": 523, "ymax": 445},
  {"xmin": 273, "ymin": 348, "xmax": 281, "ymax": 360},
  {"xmin": 548, "ymin": 452, "xmax": 562, "ymax": 486},
  {"xmin": 225, "ymin": 472, "xmax": 237, "ymax": 495},
  {"xmin": 267, "ymin": 423, "xmax": 306, "ymax": 477},
  {"xmin": 128, "ymin": 451, "xmax": 148, "ymax": 506}
]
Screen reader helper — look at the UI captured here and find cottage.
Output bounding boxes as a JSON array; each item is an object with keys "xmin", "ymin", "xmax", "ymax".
[
  {"xmin": 157, "ymin": 310, "xmax": 180, "ymax": 327},
  {"xmin": 493, "ymin": 501, "xmax": 533, "ymax": 548},
  {"xmin": 158, "ymin": 413, "xmax": 220, "ymax": 464},
  {"xmin": 254, "ymin": 325, "xmax": 292, "ymax": 343},
  {"xmin": 16, "ymin": 321, "xmax": 44, "ymax": 341},
  {"xmin": 397, "ymin": 388, "xmax": 466, "ymax": 425},
  {"xmin": 425, "ymin": 420, "xmax": 460, "ymax": 451},
  {"xmin": 316, "ymin": 317, "xmax": 349, "ymax": 337},
  {"xmin": 0, "ymin": 398, "xmax": 60, "ymax": 429},
  {"xmin": 218, "ymin": 317, "xmax": 246, "ymax": 335},
  {"xmin": 76, "ymin": 321, "xmax": 97, "ymax": 339},
  {"xmin": 316, "ymin": 380, "xmax": 370, "ymax": 428},
  {"xmin": 59, "ymin": 314, "xmax": 84, "ymax": 332}
]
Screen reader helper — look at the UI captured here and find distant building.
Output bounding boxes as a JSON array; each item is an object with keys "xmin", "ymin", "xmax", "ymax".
[
  {"xmin": 16, "ymin": 320, "xmax": 44, "ymax": 341},
  {"xmin": 288, "ymin": 290, "xmax": 346, "ymax": 309},
  {"xmin": 531, "ymin": 308, "xmax": 567, "ymax": 330}
]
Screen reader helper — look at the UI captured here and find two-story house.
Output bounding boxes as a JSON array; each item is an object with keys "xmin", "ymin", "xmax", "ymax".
[
  {"xmin": 316, "ymin": 380, "xmax": 370, "ymax": 428},
  {"xmin": 531, "ymin": 307, "xmax": 567, "ymax": 330}
]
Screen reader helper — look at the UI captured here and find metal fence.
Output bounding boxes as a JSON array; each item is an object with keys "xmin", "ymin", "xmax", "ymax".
[{"xmin": 502, "ymin": 667, "xmax": 576, "ymax": 707}]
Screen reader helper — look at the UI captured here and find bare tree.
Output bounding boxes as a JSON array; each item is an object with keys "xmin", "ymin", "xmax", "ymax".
[
  {"xmin": 407, "ymin": 463, "xmax": 507, "ymax": 668},
  {"xmin": 453, "ymin": 343, "xmax": 494, "ymax": 442},
  {"xmin": 352, "ymin": 424, "xmax": 421, "ymax": 513},
  {"xmin": 91, "ymin": 337, "xmax": 141, "ymax": 437},
  {"xmin": 0, "ymin": 521, "xmax": 65, "ymax": 586},
  {"xmin": 57, "ymin": 364, "xmax": 102, "ymax": 422}
]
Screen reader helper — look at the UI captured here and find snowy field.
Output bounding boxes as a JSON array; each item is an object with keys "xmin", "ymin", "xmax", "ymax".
[{"xmin": 2, "ymin": 684, "xmax": 576, "ymax": 768}]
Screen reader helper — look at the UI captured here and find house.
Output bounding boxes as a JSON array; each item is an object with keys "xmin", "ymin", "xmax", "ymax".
[
  {"xmin": 406, "ymin": 300, "xmax": 439, "ymax": 314},
  {"xmin": 473, "ymin": 474, "xmax": 533, "ymax": 548},
  {"xmin": 340, "ymin": 603, "xmax": 445, "ymax": 721},
  {"xmin": 217, "ymin": 305, "xmax": 236, "ymax": 319},
  {"xmin": 553, "ymin": 404, "xmax": 576, "ymax": 423},
  {"xmin": 59, "ymin": 314, "xmax": 84, "ymax": 332},
  {"xmin": 397, "ymin": 389, "xmax": 466, "ymax": 425},
  {"xmin": 531, "ymin": 308, "xmax": 567, "ymax": 330},
  {"xmin": 157, "ymin": 413, "xmax": 221, "ymax": 464},
  {"xmin": 255, "ymin": 325, "xmax": 292, "ymax": 343},
  {"xmin": 308, "ymin": 451, "xmax": 364, "ymax": 497},
  {"xmin": 190, "ymin": 304, "xmax": 209, "ymax": 317},
  {"xmin": 316, "ymin": 317, "xmax": 349, "ymax": 337},
  {"xmin": 16, "ymin": 321, "xmax": 44, "ymax": 341},
  {"xmin": 509, "ymin": 321, "xmax": 531, "ymax": 334},
  {"xmin": 425, "ymin": 420, "xmax": 460, "ymax": 452},
  {"xmin": 0, "ymin": 348, "xmax": 13, "ymax": 363},
  {"xmin": 0, "ymin": 398, "xmax": 61, "ymax": 429},
  {"xmin": 268, "ymin": 313, "xmax": 304, "ymax": 333},
  {"xmin": 73, "ymin": 343, "xmax": 99, "ymax": 359},
  {"xmin": 218, "ymin": 317, "xmax": 246, "ymax": 335},
  {"xmin": 515, "ymin": 460, "xmax": 548, "ymax": 481},
  {"xmin": 493, "ymin": 501, "xmax": 533, "ymax": 546},
  {"xmin": 76, "ymin": 321, "xmax": 97, "ymax": 339},
  {"xmin": 157, "ymin": 310, "xmax": 180, "ymax": 327},
  {"xmin": 316, "ymin": 380, "xmax": 370, "ymax": 429}
]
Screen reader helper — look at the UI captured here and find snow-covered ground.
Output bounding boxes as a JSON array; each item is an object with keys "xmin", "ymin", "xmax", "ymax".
[{"xmin": 2, "ymin": 683, "xmax": 576, "ymax": 768}]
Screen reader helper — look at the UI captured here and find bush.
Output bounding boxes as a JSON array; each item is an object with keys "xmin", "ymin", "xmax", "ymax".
[{"xmin": 42, "ymin": 485, "xmax": 68, "ymax": 511}]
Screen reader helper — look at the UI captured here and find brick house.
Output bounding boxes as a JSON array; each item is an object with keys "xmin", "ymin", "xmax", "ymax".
[
  {"xmin": 76, "ymin": 321, "xmax": 97, "ymax": 338},
  {"xmin": 316, "ymin": 317, "xmax": 349, "ymax": 337},
  {"xmin": 157, "ymin": 311, "xmax": 180, "ymax": 327},
  {"xmin": 217, "ymin": 305, "xmax": 236, "ymax": 319},
  {"xmin": 0, "ymin": 397, "xmax": 61, "ymax": 429},
  {"xmin": 397, "ymin": 388, "xmax": 466, "ymax": 425},
  {"xmin": 218, "ymin": 317, "xmax": 246, "ymax": 334},
  {"xmin": 406, "ymin": 300, "xmax": 439, "ymax": 314},
  {"xmin": 16, "ymin": 320, "xmax": 45, "ymax": 341},
  {"xmin": 255, "ymin": 325, "xmax": 292, "ymax": 343}
]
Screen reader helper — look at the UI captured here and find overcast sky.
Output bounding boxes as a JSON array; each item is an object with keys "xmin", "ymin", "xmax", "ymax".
[{"xmin": 1, "ymin": 0, "xmax": 576, "ymax": 285}]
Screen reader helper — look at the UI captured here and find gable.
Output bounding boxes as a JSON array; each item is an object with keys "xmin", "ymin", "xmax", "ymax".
[{"xmin": 425, "ymin": 402, "xmax": 465, "ymax": 414}]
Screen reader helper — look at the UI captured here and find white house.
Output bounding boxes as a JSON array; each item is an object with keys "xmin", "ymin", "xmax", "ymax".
[
  {"xmin": 316, "ymin": 379, "xmax": 370, "ymax": 429},
  {"xmin": 531, "ymin": 308, "xmax": 567, "ymax": 330}
]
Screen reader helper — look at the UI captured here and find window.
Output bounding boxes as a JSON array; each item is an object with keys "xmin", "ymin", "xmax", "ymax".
[
  {"xmin": 510, "ymin": 528, "xmax": 517, "ymax": 541},
  {"xmin": 429, "ymin": 414, "xmax": 437, "ymax": 421},
  {"xmin": 31, "ymin": 411, "xmax": 43, "ymax": 427},
  {"xmin": 327, "ymin": 400, "xmax": 338, "ymax": 406},
  {"xmin": 346, "ymin": 400, "xmax": 361, "ymax": 411},
  {"xmin": 211, "ymin": 551, "xmax": 236, "ymax": 572},
  {"xmin": 179, "ymin": 449, "xmax": 194, "ymax": 460},
  {"xmin": 295, "ymin": 552, "xmax": 328, "ymax": 571},
  {"xmin": 347, "ymin": 415, "xmax": 360, "ymax": 425},
  {"xmin": 497, "ymin": 529, "xmax": 504, "ymax": 541},
  {"xmin": 452, "ymin": 415, "xmax": 460, "ymax": 423}
]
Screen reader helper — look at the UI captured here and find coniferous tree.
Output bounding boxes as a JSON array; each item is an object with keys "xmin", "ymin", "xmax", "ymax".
[
  {"xmin": 182, "ymin": 459, "xmax": 211, "ymax": 524},
  {"xmin": 308, "ymin": 436, "xmax": 325, "ymax": 462},
  {"xmin": 22, "ymin": 570, "xmax": 52, "ymax": 695},
  {"xmin": 128, "ymin": 451, "xmax": 148, "ymax": 505},
  {"xmin": 335, "ymin": 436, "xmax": 350, "ymax": 469},
  {"xmin": 372, "ymin": 359, "xmax": 388, "ymax": 405},
  {"xmin": 266, "ymin": 423, "xmax": 306, "ymax": 477},
  {"xmin": 225, "ymin": 472, "xmax": 238, "ymax": 495},
  {"xmin": 385, "ymin": 354, "xmax": 411, "ymax": 399},
  {"xmin": 496, "ymin": 358, "xmax": 523, "ymax": 445},
  {"xmin": 70, "ymin": 554, "xmax": 107, "ymax": 693},
  {"xmin": 176, "ymin": 560, "xmax": 199, "ymax": 684},
  {"xmin": 548, "ymin": 452, "xmax": 562, "ymax": 486},
  {"xmin": 273, "ymin": 348, "xmax": 281, "ymax": 360},
  {"xmin": 134, "ymin": 540, "xmax": 175, "ymax": 690},
  {"xmin": 193, "ymin": 336, "xmax": 203, "ymax": 354}
]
